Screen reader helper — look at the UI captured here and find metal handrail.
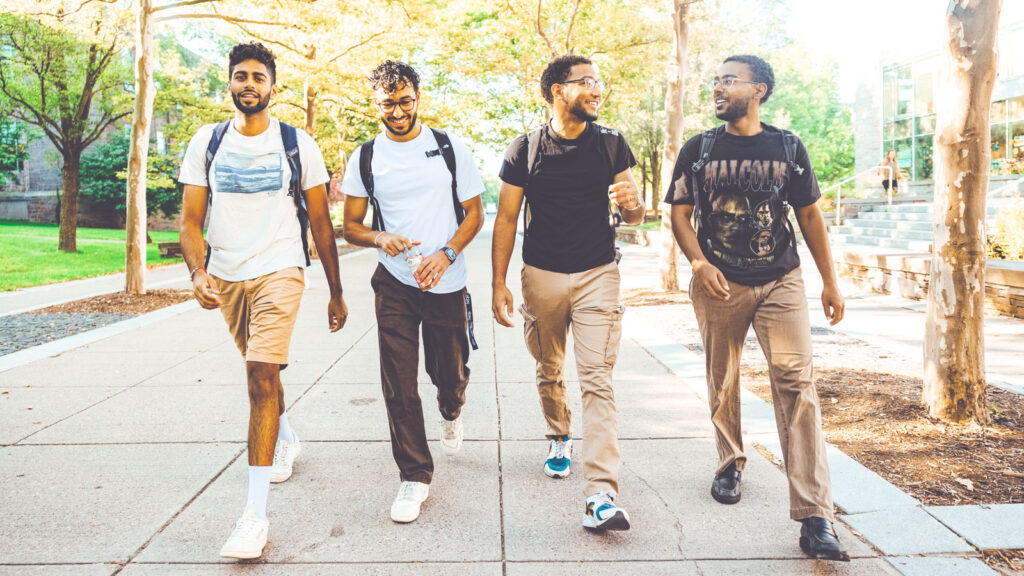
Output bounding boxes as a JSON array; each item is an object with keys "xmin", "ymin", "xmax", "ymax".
[{"xmin": 824, "ymin": 166, "xmax": 894, "ymax": 226}]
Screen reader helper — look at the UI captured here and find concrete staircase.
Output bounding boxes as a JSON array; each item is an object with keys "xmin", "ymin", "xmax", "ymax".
[{"xmin": 829, "ymin": 201, "xmax": 1004, "ymax": 253}]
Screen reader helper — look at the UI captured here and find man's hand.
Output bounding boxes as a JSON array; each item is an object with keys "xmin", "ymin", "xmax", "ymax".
[
  {"xmin": 821, "ymin": 285, "xmax": 845, "ymax": 326},
  {"xmin": 415, "ymin": 251, "xmax": 450, "ymax": 291},
  {"xmin": 608, "ymin": 181, "xmax": 641, "ymax": 210},
  {"xmin": 327, "ymin": 294, "xmax": 348, "ymax": 332},
  {"xmin": 375, "ymin": 232, "xmax": 420, "ymax": 257},
  {"xmin": 692, "ymin": 260, "xmax": 730, "ymax": 301},
  {"xmin": 492, "ymin": 282, "xmax": 515, "ymax": 328},
  {"xmin": 192, "ymin": 270, "xmax": 222, "ymax": 309}
]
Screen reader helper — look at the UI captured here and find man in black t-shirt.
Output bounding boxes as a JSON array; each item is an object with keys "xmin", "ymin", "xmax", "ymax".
[
  {"xmin": 492, "ymin": 54, "xmax": 643, "ymax": 533},
  {"xmin": 665, "ymin": 55, "xmax": 848, "ymax": 561}
]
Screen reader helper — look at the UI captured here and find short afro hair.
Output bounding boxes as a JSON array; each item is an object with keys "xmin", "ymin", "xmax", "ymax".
[
  {"xmin": 723, "ymin": 54, "xmax": 774, "ymax": 103},
  {"xmin": 228, "ymin": 42, "xmax": 277, "ymax": 84},
  {"xmin": 539, "ymin": 54, "xmax": 592, "ymax": 104},
  {"xmin": 368, "ymin": 60, "xmax": 420, "ymax": 94}
]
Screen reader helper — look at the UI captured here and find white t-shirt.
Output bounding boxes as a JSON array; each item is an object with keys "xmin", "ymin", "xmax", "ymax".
[
  {"xmin": 342, "ymin": 127, "xmax": 484, "ymax": 294},
  {"xmin": 178, "ymin": 119, "xmax": 329, "ymax": 281}
]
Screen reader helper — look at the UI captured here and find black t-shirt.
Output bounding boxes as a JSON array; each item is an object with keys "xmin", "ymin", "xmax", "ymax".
[
  {"xmin": 665, "ymin": 124, "xmax": 820, "ymax": 286},
  {"xmin": 500, "ymin": 122, "xmax": 637, "ymax": 273}
]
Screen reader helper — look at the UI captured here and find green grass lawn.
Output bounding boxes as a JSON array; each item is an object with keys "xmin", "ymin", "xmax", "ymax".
[{"xmin": 0, "ymin": 220, "xmax": 181, "ymax": 291}]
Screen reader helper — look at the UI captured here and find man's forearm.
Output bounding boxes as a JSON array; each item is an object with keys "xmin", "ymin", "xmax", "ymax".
[
  {"xmin": 491, "ymin": 215, "xmax": 517, "ymax": 286},
  {"xmin": 797, "ymin": 207, "xmax": 839, "ymax": 287},
  {"xmin": 180, "ymin": 225, "xmax": 207, "ymax": 274},
  {"xmin": 669, "ymin": 206, "xmax": 708, "ymax": 266},
  {"xmin": 309, "ymin": 217, "xmax": 343, "ymax": 296},
  {"xmin": 446, "ymin": 206, "xmax": 484, "ymax": 254}
]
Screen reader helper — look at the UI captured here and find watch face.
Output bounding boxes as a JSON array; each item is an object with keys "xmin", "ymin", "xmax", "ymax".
[{"xmin": 444, "ymin": 247, "xmax": 457, "ymax": 263}]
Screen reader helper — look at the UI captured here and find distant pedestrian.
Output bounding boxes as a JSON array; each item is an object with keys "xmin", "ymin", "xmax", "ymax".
[
  {"xmin": 492, "ymin": 54, "xmax": 644, "ymax": 532},
  {"xmin": 665, "ymin": 54, "xmax": 849, "ymax": 561},
  {"xmin": 178, "ymin": 42, "xmax": 347, "ymax": 560},
  {"xmin": 342, "ymin": 60, "xmax": 485, "ymax": 524},
  {"xmin": 879, "ymin": 149, "xmax": 901, "ymax": 196}
]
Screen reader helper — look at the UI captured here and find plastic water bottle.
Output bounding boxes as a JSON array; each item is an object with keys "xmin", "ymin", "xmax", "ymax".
[{"xmin": 405, "ymin": 248, "xmax": 423, "ymax": 275}]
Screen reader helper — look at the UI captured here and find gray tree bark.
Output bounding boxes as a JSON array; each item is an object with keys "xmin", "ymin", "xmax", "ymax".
[
  {"xmin": 124, "ymin": 0, "xmax": 156, "ymax": 294},
  {"xmin": 924, "ymin": 0, "xmax": 1002, "ymax": 424}
]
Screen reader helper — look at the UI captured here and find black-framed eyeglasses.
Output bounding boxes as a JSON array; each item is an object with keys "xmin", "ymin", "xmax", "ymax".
[
  {"xmin": 708, "ymin": 77, "xmax": 761, "ymax": 90},
  {"xmin": 560, "ymin": 77, "xmax": 605, "ymax": 91},
  {"xmin": 376, "ymin": 98, "xmax": 417, "ymax": 113}
]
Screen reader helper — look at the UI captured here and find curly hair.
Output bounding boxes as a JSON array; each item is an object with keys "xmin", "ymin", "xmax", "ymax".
[
  {"xmin": 723, "ymin": 54, "xmax": 775, "ymax": 103},
  {"xmin": 368, "ymin": 60, "xmax": 420, "ymax": 94},
  {"xmin": 539, "ymin": 54, "xmax": 592, "ymax": 104},
  {"xmin": 228, "ymin": 42, "xmax": 277, "ymax": 84}
]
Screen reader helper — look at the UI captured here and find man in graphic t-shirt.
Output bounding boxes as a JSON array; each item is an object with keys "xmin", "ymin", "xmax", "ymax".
[
  {"xmin": 492, "ymin": 54, "xmax": 644, "ymax": 532},
  {"xmin": 342, "ymin": 60, "xmax": 485, "ymax": 525},
  {"xmin": 178, "ymin": 42, "xmax": 347, "ymax": 560},
  {"xmin": 665, "ymin": 54, "xmax": 848, "ymax": 561}
]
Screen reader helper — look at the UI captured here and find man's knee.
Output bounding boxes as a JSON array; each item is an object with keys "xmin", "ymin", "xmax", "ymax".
[
  {"xmin": 768, "ymin": 352, "xmax": 813, "ymax": 392},
  {"xmin": 247, "ymin": 362, "xmax": 280, "ymax": 405}
]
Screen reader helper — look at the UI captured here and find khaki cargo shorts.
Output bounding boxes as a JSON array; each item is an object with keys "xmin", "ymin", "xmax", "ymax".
[{"xmin": 211, "ymin": 267, "xmax": 304, "ymax": 365}]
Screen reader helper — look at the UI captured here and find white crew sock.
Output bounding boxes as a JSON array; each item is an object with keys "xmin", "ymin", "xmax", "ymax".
[
  {"xmin": 278, "ymin": 411, "xmax": 296, "ymax": 444},
  {"xmin": 246, "ymin": 466, "xmax": 272, "ymax": 519}
]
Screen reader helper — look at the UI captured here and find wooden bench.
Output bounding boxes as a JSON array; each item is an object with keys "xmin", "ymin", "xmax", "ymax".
[{"xmin": 158, "ymin": 242, "xmax": 182, "ymax": 258}]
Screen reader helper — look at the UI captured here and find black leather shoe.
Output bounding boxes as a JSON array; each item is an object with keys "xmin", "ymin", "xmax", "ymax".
[
  {"xmin": 799, "ymin": 517, "xmax": 850, "ymax": 562},
  {"xmin": 710, "ymin": 462, "xmax": 741, "ymax": 504}
]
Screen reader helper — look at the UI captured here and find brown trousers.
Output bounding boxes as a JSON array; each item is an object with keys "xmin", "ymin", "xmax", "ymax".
[
  {"xmin": 691, "ymin": 266, "xmax": 834, "ymax": 521},
  {"xmin": 371, "ymin": 265, "xmax": 471, "ymax": 484},
  {"xmin": 519, "ymin": 262, "xmax": 624, "ymax": 496}
]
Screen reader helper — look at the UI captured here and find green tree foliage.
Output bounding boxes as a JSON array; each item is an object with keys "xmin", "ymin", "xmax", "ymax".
[
  {"xmin": 0, "ymin": 121, "xmax": 32, "ymax": 187},
  {"xmin": 79, "ymin": 132, "xmax": 180, "ymax": 219}
]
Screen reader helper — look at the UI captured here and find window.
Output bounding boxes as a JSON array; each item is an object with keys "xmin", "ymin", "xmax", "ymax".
[
  {"xmin": 992, "ymin": 100, "xmax": 1007, "ymax": 123},
  {"xmin": 1008, "ymin": 95, "xmax": 1024, "ymax": 121},
  {"xmin": 914, "ymin": 136, "xmax": 934, "ymax": 180},
  {"xmin": 896, "ymin": 64, "xmax": 914, "ymax": 117},
  {"xmin": 915, "ymin": 114, "xmax": 936, "ymax": 136},
  {"xmin": 882, "ymin": 67, "xmax": 898, "ymax": 121},
  {"xmin": 914, "ymin": 61, "xmax": 936, "ymax": 116},
  {"xmin": 895, "ymin": 139, "xmax": 914, "ymax": 180},
  {"xmin": 0, "ymin": 121, "xmax": 26, "ymax": 172},
  {"xmin": 894, "ymin": 119, "xmax": 913, "ymax": 139}
]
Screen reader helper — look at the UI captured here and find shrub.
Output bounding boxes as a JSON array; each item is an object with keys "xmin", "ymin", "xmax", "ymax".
[
  {"xmin": 987, "ymin": 198, "xmax": 1024, "ymax": 260},
  {"xmin": 79, "ymin": 132, "xmax": 181, "ymax": 218}
]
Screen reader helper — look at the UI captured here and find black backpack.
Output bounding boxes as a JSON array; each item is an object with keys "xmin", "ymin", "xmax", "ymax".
[
  {"xmin": 356, "ymin": 127, "xmax": 478, "ymax": 351},
  {"xmin": 203, "ymin": 120, "xmax": 310, "ymax": 268},
  {"xmin": 687, "ymin": 124, "xmax": 804, "ymax": 249},
  {"xmin": 357, "ymin": 127, "xmax": 462, "ymax": 232}
]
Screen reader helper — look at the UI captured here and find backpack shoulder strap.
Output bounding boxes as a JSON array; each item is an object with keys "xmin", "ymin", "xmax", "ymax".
[
  {"xmin": 429, "ymin": 128, "xmax": 465, "ymax": 225},
  {"xmin": 279, "ymin": 121, "xmax": 310, "ymax": 266},
  {"xmin": 690, "ymin": 125, "xmax": 723, "ymax": 174},
  {"xmin": 357, "ymin": 137, "xmax": 384, "ymax": 232},
  {"xmin": 594, "ymin": 123, "xmax": 621, "ymax": 183},
  {"xmin": 204, "ymin": 120, "xmax": 232, "ymax": 202},
  {"xmin": 780, "ymin": 129, "xmax": 805, "ymax": 176},
  {"xmin": 522, "ymin": 126, "xmax": 545, "ymax": 238}
]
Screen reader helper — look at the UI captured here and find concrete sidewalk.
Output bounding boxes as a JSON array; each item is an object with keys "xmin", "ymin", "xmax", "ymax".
[{"xmin": 0, "ymin": 230, "xmax": 977, "ymax": 575}]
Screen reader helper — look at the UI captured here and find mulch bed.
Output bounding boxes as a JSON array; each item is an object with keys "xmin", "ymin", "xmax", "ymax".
[{"xmin": 29, "ymin": 289, "xmax": 194, "ymax": 316}]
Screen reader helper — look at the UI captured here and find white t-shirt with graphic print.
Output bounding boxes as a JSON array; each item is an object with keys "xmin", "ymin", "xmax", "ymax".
[
  {"xmin": 178, "ymin": 118, "xmax": 329, "ymax": 282},
  {"xmin": 342, "ymin": 127, "xmax": 484, "ymax": 294}
]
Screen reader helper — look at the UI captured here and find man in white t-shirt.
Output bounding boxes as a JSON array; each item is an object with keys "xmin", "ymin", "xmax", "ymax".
[
  {"xmin": 342, "ymin": 60, "xmax": 484, "ymax": 524},
  {"xmin": 178, "ymin": 42, "xmax": 348, "ymax": 560}
]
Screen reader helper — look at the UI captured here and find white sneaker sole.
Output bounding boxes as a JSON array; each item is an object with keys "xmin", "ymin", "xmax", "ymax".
[
  {"xmin": 582, "ymin": 509, "xmax": 631, "ymax": 532},
  {"xmin": 219, "ymin": 534, "xmax": 268, "ymax": 559},
  {"xmin": 390, "ymin": 500, "xmax": 427, "ymax": 523},
  {"xmin": 441, "ymin": 440, "xmax": 462, "ymax": 456}
]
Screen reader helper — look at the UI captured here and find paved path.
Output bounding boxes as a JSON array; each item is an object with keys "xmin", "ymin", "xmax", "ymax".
[{"xmin": 0, "ymin": 227, "xmax": 1014, "ymax": 575}]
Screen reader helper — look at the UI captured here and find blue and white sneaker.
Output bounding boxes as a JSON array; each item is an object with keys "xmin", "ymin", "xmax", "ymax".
[
  {"xmin": 543, "ymin": 435, "xmax": 572, "ymax": 478},
  {"xmin": 583, "ymin": 489, "xmax": 630, "ymax": 532}
]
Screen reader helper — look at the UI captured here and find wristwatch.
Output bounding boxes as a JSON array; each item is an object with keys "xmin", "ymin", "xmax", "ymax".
[{"xmin": 442, "ymin": 246, "xmax": 457, "ymax": 264}]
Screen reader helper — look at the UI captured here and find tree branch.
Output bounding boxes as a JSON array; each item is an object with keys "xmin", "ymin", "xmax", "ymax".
[
  {"xmin": 155, "ymin": 13, "xmax": 296, "ymax": 27},
  {"xmin": 588, "ymin": 38, "xmax": 663, "ymax": 57},
  {"xmin": 82, "ymin": 109, "xmax": 131, "ymax": 149},
  {"xmin": 152, "ymin": 0, "xmax": 220, "ymax": 13},
  {"xmin": 229, "ymin": 22, "xmax": 302, "ymax": 55},
  {"xmin": 326, "ymin": 30, "xmax": 388, "ymax": 64},
  {"xmin": 535, "ymin": 0, "xmax": 557, "ymax": 57},
  {"xmin": 19, "ymin": 0, "xmax": 117, "ymax": 19},
  {"xmin": 564, "ymin": 0, "xmax": 582, "ymax": 54}
]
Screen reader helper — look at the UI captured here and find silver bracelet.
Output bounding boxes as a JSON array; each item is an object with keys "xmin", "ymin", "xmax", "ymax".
[{"xmin": 373, "ymin": 232, "xmax": 384, "ymax": 246}]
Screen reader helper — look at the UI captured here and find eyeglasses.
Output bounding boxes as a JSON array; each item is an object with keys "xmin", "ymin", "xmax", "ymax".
[
  {"xmin": 560, "ymin": 77, "xmax": 605, "ymax": 91},
  {"xmin": 376, "ymin": 98, "xmax": 417, "ymax": 113},
  {"xmin": 707, "ymin": 77, "xmax": 762, "ymax": 90},
  {"xmin": 709, "ymin": 211, "xmax": 752, "ymax": 225}
]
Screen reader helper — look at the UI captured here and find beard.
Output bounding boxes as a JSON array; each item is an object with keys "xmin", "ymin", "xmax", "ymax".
[
  {"xmin": 715, "ymin": 96, "xmax": 752, "ymax": 122},
  {"xmin": 568, "ymin": 99, "xmax": 598, "ymax": 122},
  {"xmin": 231, "ymin": 90, "xmax": 271, "ymax": 115},
  {"xmin": 382, "ymin": 112, "xmax": 418, "ymax": 136}
]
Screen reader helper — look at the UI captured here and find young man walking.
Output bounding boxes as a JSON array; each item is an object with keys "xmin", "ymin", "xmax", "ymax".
[
  {"xmin": 342, "ymin": 60, "xmax": 484, "ymax": 524},
  {"xmin": 666, "ymin": 54, "xmax": 848, "ymax": 561},
  {"xmin": 179, "ymin": 42, "xmax": 347, "ymax": 559},
  {"xmin": 492, "ymin": 54, "xmax": 644, "ymax": 532}
]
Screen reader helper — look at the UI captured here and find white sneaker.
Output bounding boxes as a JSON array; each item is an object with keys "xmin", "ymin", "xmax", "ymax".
[
  {"xmin": 582, "ymin": 489, "xmax": 631, "ymax": 532},
  {"xmin": 544, "ymin": 435, "xmax": 572, "ymax": 478},
  {"xmin": 440, "ymin": 415, "xmax": 463, "ymax": 456},
  {"xmin": 270, "ymin": 437, "xmax": 301, "ymax": 483},
  {"xmin": 219, "ymin": 508, "xmax": 269, "ymax": 559},
  {"xmin": 390, "ymin": 481, "xmax": 430, "ymax": 523}
]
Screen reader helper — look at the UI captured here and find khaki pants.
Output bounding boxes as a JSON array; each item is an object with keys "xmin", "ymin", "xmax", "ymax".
[
  {"xmin": 519, "ymin": 262, "xmax": 624, "ymax": 496},
  {"xmin": 691, "ymin": 266, "xmax": 834, "ymax": 521},
  {"xmin": 371, "ymin": 265, "xmax": 471, "ymax": 485},
  {"xmin": 211, "ymin": 267, "xmax": 305, "ymax": 366}
]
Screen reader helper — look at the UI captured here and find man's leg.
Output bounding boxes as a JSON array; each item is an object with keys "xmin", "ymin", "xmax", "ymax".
[
  {"xmin": 520, "ymin": 265, "xmax": 572, "ymax": 439},
  {"xmin": 372, "ymin": 266, "xmax": 432, "ymax": 484},
  {"xmin": 422, "ymin": 288, "xmax": 471, "ymax": 420},
  {"xmin": 245, "ymin": 361, "xmax": 280, "ymax": 512},
  {"xmin": 690, "ymin": 277, "xmax": 756, "ymax": 476},
  {"xmin": 750, "ymin": 268, "xmax": 834, "ymax": 522}
]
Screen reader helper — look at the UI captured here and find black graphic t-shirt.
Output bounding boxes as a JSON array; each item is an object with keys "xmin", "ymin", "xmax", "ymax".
[
  {"xmin": 665, "ymin": 124, "xmax": 820, "ymax": 286},
  {"xmin": 500, "ymin": 122, "xmax": 636, "ymax": 273}
]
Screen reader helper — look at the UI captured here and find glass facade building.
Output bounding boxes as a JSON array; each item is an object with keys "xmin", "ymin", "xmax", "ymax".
[{"xmin": 881, "ymin": 20, "xmax": 1024, "ymax": 182}]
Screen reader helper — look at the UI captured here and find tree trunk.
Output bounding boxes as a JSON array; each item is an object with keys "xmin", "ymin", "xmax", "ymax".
[
  {"xmin": 58, "ymin": 154, "xmax": 80, "ymax": 252},
  {"xmin": 125, "ymin": 0, "xmax": 156, "ymax": 295},
  {"xmin": 304, "ymin": 79, "xmax": 317, "ymax": 136},
  {"xmin": 657, "ymin": 0, "xmax": 690, "ymax": 291},
  {"xmin": 639, "ymin": 156, "xmax": 647, "ymax": 202},
  {"xmin": 649, "ymin": 146, "xmax": 662, "ymax": 209},
  {"xmin": 924, "ymin": 0, "xmax": 1002, "ymax": 424}
]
